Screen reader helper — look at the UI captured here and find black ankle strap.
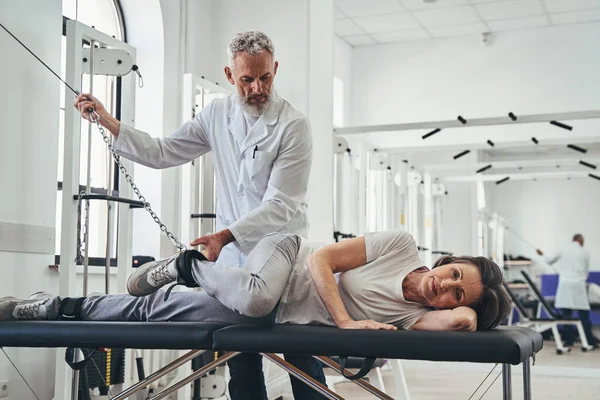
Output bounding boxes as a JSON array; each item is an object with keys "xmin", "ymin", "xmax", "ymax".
[
  {"xmin": 175, "ymin": 250, "xmax": 204, "ymax": 287},
  {"xmin": 164, "ymin": 250, "xmax": 206, "ymax": 302},
  {"xmin": 59, "ymin": 297, "xmax": 85, "ymax": 320}
]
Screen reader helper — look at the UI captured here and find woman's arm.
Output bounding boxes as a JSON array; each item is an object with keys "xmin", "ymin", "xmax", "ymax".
[
  {"xmin": 410, "ymin": 307, "xmax": 477, "ymax": 331},
  {"xmin": 306, "ymin": 237, "xmax": 396, "ymax": 330}
]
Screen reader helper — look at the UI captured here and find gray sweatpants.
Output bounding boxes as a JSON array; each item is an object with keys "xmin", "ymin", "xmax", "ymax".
[{"xmin": 50, "ymin": 234, "xmax": 301, "ymax": 325}]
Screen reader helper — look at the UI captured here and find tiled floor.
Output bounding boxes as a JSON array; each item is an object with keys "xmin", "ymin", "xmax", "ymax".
[{"xmin": 326, "ymin": 331, "xmax": 600, "ymax": 399}]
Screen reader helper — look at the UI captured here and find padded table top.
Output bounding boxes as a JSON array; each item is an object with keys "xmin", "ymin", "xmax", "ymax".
[
  {"xmin": 213, "ymin": 325, "xmax": 543, "ymax": 365},
  {"xmin": 0, "ymin": 322, "xmax": 542, "ymax": 365},
  {"xmin": 0, "ymin": 321, "xmax": 225, "ymax": 349}
]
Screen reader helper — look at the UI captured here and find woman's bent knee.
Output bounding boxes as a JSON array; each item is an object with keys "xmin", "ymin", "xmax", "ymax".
[{"xmin": 238, "ymin": 296, "xmax": 277, "ymax": 318}]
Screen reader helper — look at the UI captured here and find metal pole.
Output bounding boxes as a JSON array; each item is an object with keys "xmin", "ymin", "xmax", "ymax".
[
  {"xmin": 261, "ymin": 354, "xmax": 343, "ymax": 400},
  {"xmin": 110, "ymin": 350, "xmax": 206, "ymax": 400},
  {"xmin": 70, "ymin": 348, "xmax": 87, "ymax": 400},
  {"xmin": 73, "ymin": 40, "xmax": 96, "ymax": 400},
  {"xmin": 148, "ymin": 352, "xmax": 239, "ymax": 400},
  {"xmin": 82, "ymin": 39, "xmax": 95, "ymax": 298},
  {"xmin": 502, "ymin": 364, "xmax": 512, "ymax": 400},
  {"xmin": 522, "ymin": 358, "xmax": 531, "ymax": 400},
  {"xmin": 71, "ymin": 369, "xmax": 80, "ymax": 400},
  {"xmin": 315, "ymin": 356, "xmax": 394, "ymax": 400},
  {"xmin": 104, "ymin": 76, "xmax": 115, "ymax": 295}
]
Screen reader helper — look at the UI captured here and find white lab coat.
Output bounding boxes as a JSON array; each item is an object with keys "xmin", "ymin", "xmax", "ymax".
[
  {"xmin": 545, "ymin": 241, "xmax": 590, "ymax": 310},
  {"xmin": 113, "ymin": 95, "xmax": 312, "ymax": 266}
]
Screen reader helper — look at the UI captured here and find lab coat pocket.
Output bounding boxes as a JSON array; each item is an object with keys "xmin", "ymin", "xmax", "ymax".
[{"xmin": 248, "ymin": 150, "xmax": 277, "ymax": 191}]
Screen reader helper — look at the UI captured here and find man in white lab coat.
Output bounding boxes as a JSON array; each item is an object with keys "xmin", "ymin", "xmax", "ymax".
[
  {"xmin": 75, "ymin": 31, "xmax": 326, "ymax": 400},
  {"xmin": 537, "ymin": 234, "xmax": 598, "ymax": 348}
]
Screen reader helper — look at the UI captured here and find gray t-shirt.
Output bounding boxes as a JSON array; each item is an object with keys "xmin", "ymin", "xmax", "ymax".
[{"xmin": 275, "ymin": 230, "xmax": 432, "ymax": 329}]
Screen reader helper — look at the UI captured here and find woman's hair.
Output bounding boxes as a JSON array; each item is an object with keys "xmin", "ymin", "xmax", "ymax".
[{"xmin": 433, "ymin": 256, "xmax": 511, "ymax": 330}]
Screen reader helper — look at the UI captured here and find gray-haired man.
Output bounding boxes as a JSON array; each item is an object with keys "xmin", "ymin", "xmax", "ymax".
[{"xmin": 74, "ymin": 31, "xmax": 326, "ymax": 399}]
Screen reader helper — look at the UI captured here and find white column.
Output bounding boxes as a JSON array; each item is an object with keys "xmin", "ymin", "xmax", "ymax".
[
  {"xmin": 307, "ymin": 0, "xmax": 334, "ymax": 243},
  {"xmin": 333, "ymin": 152, "xmax": 344, "ymax": 233},
  {"xmin": 423, "ymin": 173, "xmax": 433, "ymax": 267},
  {"xmin": 200, "ymin": 153, "xmax": 216, "ymax": 236},
  {"xmin": 386, "ymin": 166, "xmax": 394, "ymax": 231},
  {"xmin": 432, "ymin": 185, "xmax": 443, "ymax": 252},
  {"xmin": 407, "ymin": 171, "xmax": 421, "ymax": 242},
  {"xmin": 497, "ymin": 219, "xmax": 506, "ymax": 269},
  {"xmin": 377, "ymin": 170, "xmax": 385, "ymax": 231},
  {"xmin": 348, "ymin": 145, "xmax": 359, "ymax": 235},
  {"xmin": 357, "ymin": 142, "xmax": 368, "ymax": 235},
  {"xmin": 397, "ymin": 161, "xmax": 408, "ymax": 230},
  {"xmin": 490, "ymin": 213, "xmax": 498, "ymax": 264}
]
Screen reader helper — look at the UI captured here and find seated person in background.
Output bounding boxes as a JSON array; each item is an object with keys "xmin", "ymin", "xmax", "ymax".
[{"xmin": 1, "ymin": 230, "xmax": 510, "ymax": 332}]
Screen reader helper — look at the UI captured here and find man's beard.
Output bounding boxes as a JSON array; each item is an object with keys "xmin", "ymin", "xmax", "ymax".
[{"xmin": 236, "ymin": 88, "xmax": 278, "ymax": 118}]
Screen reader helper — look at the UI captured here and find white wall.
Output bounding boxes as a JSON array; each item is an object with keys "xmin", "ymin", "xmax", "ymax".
[
  {"xmin": 119, "ymin": 0, "xmax": 165, "ymax": 260},
  {"xmin": 185, "ymin": 0, "xmax": 334, "ymax": 243},
  {"xmin": 351, "ymin": 23, "xmax": 600, "ymax": 148},
  {"xmin": 490, "ymin": 179, "xmax": 600, "ymax": 271},
  {"xmin": 202, "ymin": 0, "xmax": 310, "ymax": 112},
  {"xmin": 349, "ymin": 23, "xmax": 600, "ymax": 257},
  {"xmin": 0, "ymin": 1, "xmax": 333, "ymax": 396},
  {"xmin": 402, "ymin": 149, "xmax": 480, "ymax": 256},
  {"xmin": 186, "ymin": 0, "xmax": 220, "ymax": 84},
  {"xmin": 0, "ymin": 2, "xmax": 62, "ymax": 399},
  {"xmin": 333, "ymin": 36, "xmax": 352, "ymax": 127}
]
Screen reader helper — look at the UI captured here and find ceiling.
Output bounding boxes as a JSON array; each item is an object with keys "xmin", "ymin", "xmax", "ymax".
[{"xmin": 334, "ymin": 0, "xmax": 600, "ymax": 47}]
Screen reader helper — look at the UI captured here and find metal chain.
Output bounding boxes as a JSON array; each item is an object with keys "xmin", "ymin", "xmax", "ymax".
[
  {"xmin": 75, "ymin": 190, "xmax": 90, "ymax": 263},
  {"xmin": 90, "ymin": 111, "xmax": 186, "ymax": 252}
]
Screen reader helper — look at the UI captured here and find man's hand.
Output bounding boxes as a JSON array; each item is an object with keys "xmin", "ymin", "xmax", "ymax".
[
  {"xmin": 338, "ymin": 319, "xmax": 397, "ymax": 331},
  {"xmin": 536, "ymin": 249, "xmax": 544, "ymax": 256},
  {"xmin": 74, "ymin": 93, "xmax": 120, "ymax": 137},
  {"xmin": 190, "ymin": 229, "xmax": 235, "ymax": 261}
]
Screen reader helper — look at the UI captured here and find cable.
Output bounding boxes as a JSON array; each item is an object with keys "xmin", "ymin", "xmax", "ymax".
[
  {"xmin": 477, "ymin": 368, "xmax": 503, "ymax": 400},
  {"xmin": 1, "ymin": 349, "xmax": 41, "ymax": 400},
  {"xmin": 89, "ymin": 354, "xmax": 114, "ymax": 398},
  {"xmin": 505, "ymin": 225, "xmax": 538, "ymax": 250},
  {"xmin": 0, "ymin": 22, "xmax": 80, "ymax": 96},
  {"xmin": 467, "ymin": 363, "xmax": 498, "ymax": 400}
]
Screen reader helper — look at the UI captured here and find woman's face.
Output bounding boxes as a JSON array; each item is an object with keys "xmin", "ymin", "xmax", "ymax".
[{"xmin": 421, "ymin": 263, "xmax": 484, "ymax": 309}]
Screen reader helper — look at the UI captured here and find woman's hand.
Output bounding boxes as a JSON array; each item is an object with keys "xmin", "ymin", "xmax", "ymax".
[
  {"xmin": 411, "ymin": 306, "xmax": 477, "ymax": 331},
  {"xmin": 338, "ymin": 319, "xmax": 397, "ymax": 331}
]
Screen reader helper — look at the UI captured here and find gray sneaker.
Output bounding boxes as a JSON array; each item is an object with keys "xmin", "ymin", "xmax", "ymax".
[
  {"xmin": 28, "ymin": 291, "xmax": 53, "ymax": 301},
  {"xmin": 127, "ymin": 253, "xmax": 179, "ymax": 297},
  {"xmin": 0, "ymin": 294, "xmax": 52, "ymax": 321}
]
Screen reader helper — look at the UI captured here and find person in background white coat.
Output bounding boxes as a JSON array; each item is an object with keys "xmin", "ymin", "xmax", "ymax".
[
  {"xmin": 537, "ymin": 234, "xmax": 598, "ymax": 348},
  {"xmin": 74, "ymin": 31, "xmax": 326, "ymax": 400}
]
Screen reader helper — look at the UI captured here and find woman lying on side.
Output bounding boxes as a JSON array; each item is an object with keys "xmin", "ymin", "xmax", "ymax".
[{"xmin": 1, "ymin": 230, "xmax": 510, "ymax": 331}]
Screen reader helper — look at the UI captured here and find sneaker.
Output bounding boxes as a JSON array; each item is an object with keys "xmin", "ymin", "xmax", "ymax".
[
  {"xmin": 127, "ymin": 253, "xmax": 179, "ymax": 297},
  {"xmin": 0, "ymin": 295, "xmax": 52, "ymax": 321},
  {"xmin": 127, "ymin": 250, "xmax": 206, "ymax": 297},
  {"xmin": 28, "ymin": 291, "xmax": 53, "ymax": 301}
]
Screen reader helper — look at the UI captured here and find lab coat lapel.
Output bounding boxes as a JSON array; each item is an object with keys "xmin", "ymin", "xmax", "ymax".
[
  {"xmin": 241, "ymin": 97, "xmax": 282, "ymax": 153},
  {"xmin": 227, "ymin": 102, "xmax": 247, "ymax": 149}
]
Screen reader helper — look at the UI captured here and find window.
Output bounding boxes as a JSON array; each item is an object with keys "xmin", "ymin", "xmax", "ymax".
[
  {"xmin": 56, "ymin": 0, "xmax": 125, "ymax": 259},
  {"xmin": 333, "ymin": 76, "xmax": 344, "ymax": 128},
  {"xmin": 62, "ymin": 0, "xmax": 124, "ymax": 39}
]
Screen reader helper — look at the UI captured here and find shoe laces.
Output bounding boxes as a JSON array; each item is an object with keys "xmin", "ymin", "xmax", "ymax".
[
  {"xmin": 17, "ymin": 301, "xmax": 43, "ymax": 319},
  {"xmin": 150, "ymin": 263, "xmax": 174, "ymax": 285}
]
